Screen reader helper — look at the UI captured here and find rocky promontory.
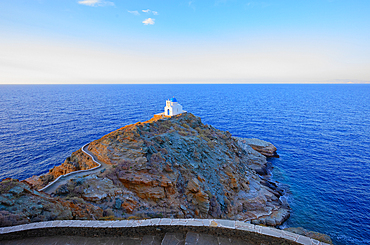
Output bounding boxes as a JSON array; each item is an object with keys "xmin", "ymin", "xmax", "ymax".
[{"xmin": 2, "ymin": 113, "xmax": 288, "ymax": 227}]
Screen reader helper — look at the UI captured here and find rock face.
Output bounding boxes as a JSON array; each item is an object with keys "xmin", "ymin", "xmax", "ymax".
[
  {"xmin": 48, "ymin": 113, "xmax": 288, "ymax": 225},
  {"xmin": 0, "ymin": 179, "xmax": 103, "ymax": 227},
  {"xmin": 233, "ymin": 138, "xmax": 269, "ymax": 176},
  {"xmin": 5, "ymin": 113, "xmax": 288, "ymax": 227},
  {"xmin": 233, "ymin": 137, "xmax": 279, "ymax": 158}
]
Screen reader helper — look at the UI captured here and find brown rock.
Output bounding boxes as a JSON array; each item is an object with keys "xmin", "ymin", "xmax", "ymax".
[
  {"xmin": 159, "ymin": 175, "xmax": 173, "ymax": 187},
  {"xmin": 79, "ymin": 177, "xmax": 121, "ymax": 203},
  {"xmin": 194, "ymin": 191, "xmax": 210, "ymax": 213},
  {"xmin": 122, "ymin": 199, "xmax": 137, "ymax": 213},
  {"xmin": 197, "ymin": 175, "xmax": 205, "ymax": 182},
  {"xmin": 140, "ymin": 186, "xmax": 166, "ymax": 200},
  {"xmin": 117, "ymin": 172, "xmax": 174, "ymax": 201},
  {"xmin": 242, "ymin": 195, "xmax": 267, "ymax": 211},
  {"xmin": 187, "ymin": 178, "xmax": 200, "ymax": 193},
  {"xmin": 164, "ymin": 164, "xmax": 173, "ymax": 172},
  {"xmin": 234, "ymin": 137, "xmax": 279, "ymax": 158},
  {"xmin": 230, "ymin": 176, "xmax": 238, "ymax": 189}
]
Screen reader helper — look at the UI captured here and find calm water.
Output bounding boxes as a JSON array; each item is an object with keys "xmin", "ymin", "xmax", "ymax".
[{"xmin": 0, "ymin": 84, "xmax": 369, "ymax": 245}]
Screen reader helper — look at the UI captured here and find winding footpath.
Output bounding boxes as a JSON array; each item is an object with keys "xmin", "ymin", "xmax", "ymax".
[{"xmin": 39, "ymin": 143, "xmax": 109, "ymax": 194}]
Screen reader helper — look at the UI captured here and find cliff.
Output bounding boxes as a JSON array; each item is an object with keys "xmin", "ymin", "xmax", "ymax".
[{"xmin": 15, "ymin": 113, "xmax": 288, "ymax": 226}]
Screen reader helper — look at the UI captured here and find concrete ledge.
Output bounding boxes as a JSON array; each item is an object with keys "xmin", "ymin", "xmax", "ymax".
[{"xmin": 0, "ymin": 219, "xmax": 330, "ymax": 245}]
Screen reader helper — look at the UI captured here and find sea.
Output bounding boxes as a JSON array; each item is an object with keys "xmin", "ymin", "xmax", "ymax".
[{"xmin": 0, "ymin": 84, "xmax": 369, "ymax": 245}]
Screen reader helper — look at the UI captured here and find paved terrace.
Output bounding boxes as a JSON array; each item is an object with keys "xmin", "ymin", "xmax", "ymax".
[{"xmin": 0, "ymin": 219, "xmax": 329, "ymax": 245}]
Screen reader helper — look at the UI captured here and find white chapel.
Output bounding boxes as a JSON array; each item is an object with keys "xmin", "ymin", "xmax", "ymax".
[{"xmin": 164, "ymin": 97, "xmax": 184, "ymax": 116}]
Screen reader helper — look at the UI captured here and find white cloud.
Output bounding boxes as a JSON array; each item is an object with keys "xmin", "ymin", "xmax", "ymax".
[
  {"xmin": 128, "ymin": 10, "xmax": 139, "ymax": 15},
  {"xmin": 142, "ymin": 18, "xmax": 155, "ymax": 25},
  {"xmin": 188, "ymin": 1, "xmax": 196, "ymax": 10},
  {"xmin": 77, "ymin": 0, "xmax": 114, "ymax": 7},
  {"xmin": 141, "ymin": 9, "xmax": 158, "ymax": 15},
  {"xmin": 78, "ymin": 0, "xmax": 98, "ymax": 6}
]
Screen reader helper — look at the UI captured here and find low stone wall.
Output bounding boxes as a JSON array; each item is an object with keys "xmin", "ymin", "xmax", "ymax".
[
  {"xmin": 0, "ymin": 219, "xmax": 329, "ymax": 245},
  {"xmin": 153, "ymin": 113, "xmax": 171, "ymax": 120}
]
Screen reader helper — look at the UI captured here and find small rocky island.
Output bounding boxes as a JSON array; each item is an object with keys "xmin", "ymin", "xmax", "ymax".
[
  {"xmin": 1, "ymin": 112, "xmax": 289, "ymax": 228},
  {"xmin": 0, "ymin": 98, "xmax": 334, "ymax": 244}
]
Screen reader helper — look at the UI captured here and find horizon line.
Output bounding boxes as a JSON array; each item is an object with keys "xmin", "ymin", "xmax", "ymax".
[{"xmin": 1, "ymin": 82, "xmax": 370, "ymax": 85}]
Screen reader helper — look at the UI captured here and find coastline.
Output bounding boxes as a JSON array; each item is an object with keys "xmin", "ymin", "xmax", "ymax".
[
  {"xmin": 11, "ymin": 113, "xmax": 289, "ymax": 225},
  {"xmin": 1, "ymin": 84, "xmax": 368, "ymax": 244},
  {"xmin": 0, "ymin": 112, "xmax": 332, "ymax": 244}
]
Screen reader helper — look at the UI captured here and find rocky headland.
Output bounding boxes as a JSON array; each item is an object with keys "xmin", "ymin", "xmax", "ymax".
[{"xmin": 1, "ymin": 113, "xmax": 288, "ymax": 228}]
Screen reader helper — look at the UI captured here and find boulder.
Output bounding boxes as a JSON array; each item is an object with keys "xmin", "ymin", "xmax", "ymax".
[
  {"xmin": 194, "ymin": 191, "xmax": 210, "ymax": 213},
  {"xmin": 284, "ymin": 227, "xmax": 333, "ymax": 244},
  {"xmin": 187, "ymin": 178, "xmax": 200, "ymax": 193},
  {"xmin": 234, "ymin": 137, "xmax": 279, "ymax": 158}
]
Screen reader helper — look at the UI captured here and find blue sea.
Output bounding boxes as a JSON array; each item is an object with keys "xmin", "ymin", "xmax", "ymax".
[{"xmin": 0, "ymin": 84, "xmax": 369, "ymax": 245}]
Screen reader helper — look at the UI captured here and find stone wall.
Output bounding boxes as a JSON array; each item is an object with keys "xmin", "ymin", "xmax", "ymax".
[{"xmin": 0, "ymin": 219, "xmax": 329, "ymax": 245}]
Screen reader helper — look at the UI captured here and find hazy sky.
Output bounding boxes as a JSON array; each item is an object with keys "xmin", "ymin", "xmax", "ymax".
[{"xmin": 1, "ymin": 0, "xmax": 369, "ymax": 84}]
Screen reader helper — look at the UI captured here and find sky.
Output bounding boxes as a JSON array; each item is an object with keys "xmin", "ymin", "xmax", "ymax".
[{"xmin": 0, "ymin": 0, "xmax": 369, "ymax": 84}]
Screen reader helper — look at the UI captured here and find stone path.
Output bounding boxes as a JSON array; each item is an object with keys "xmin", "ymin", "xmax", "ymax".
[{"xmin": 39, "ymin": 143, "xmax": 109, "ymax": 194}]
